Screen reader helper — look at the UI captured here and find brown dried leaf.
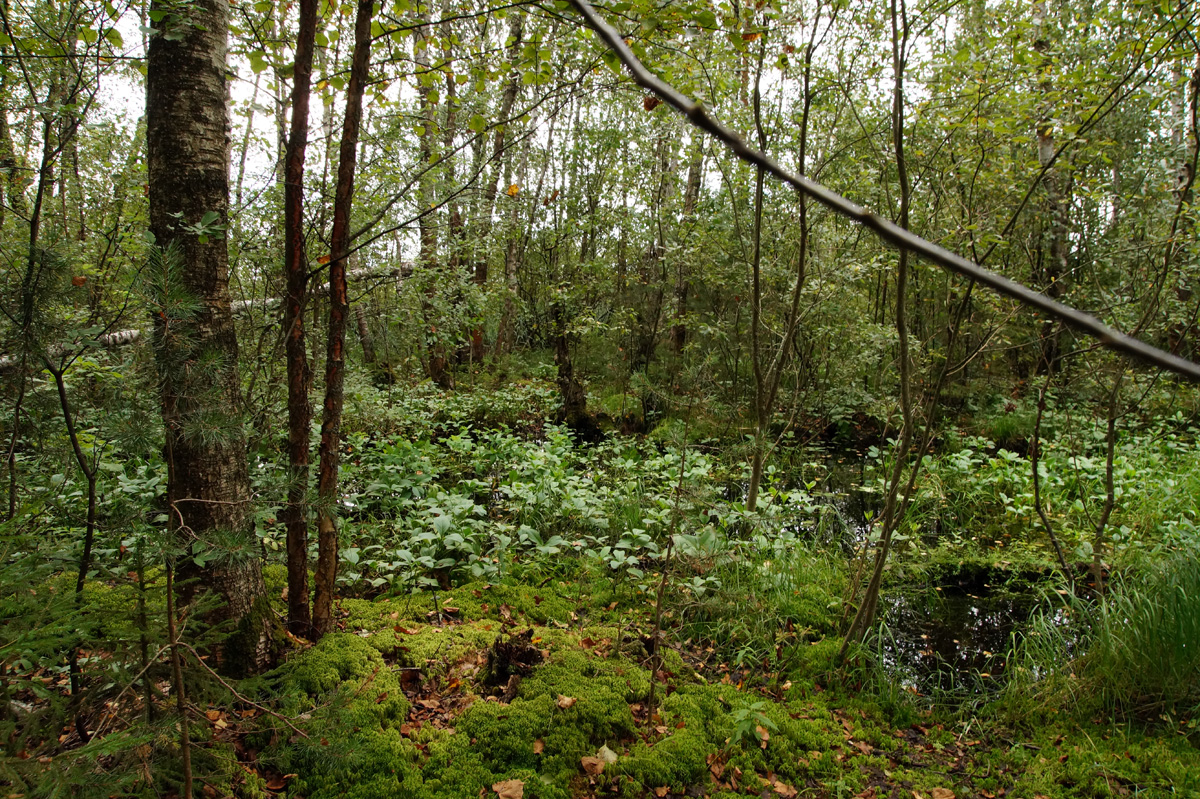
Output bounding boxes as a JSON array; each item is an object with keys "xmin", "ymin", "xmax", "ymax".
[
  {"xmin": 492, "ymin": 779, "xmax": 524, "ymax": 799},
  {"xmin": 654, "ymin": 787, "xmax": 669, "ymax": 798},
  {"xmin": 533, "ymin": 739, "xmax": 544, "ymax": 754},
  {"xmin": 773, "ymin": 779, "xmax": 798, "ymax": 798},
  {"xmin": 756, "ymin": 725, "xmax": 770, "ymax": 749},
  {"xmin": 930, "ymin": 790, "xmax": 954, "ymax": 799},
  {"xmin": 581, "ymin": 756, "xmax": 605, "ymax": 776},
  {"xmin": 556, "ymin": 695, "xmax": 576, "ymax": 709}
]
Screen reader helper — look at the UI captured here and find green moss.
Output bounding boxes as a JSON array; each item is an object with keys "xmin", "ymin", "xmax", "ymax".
[
  {"xmin": 262, "ymin": 562, "xmax": 288, "ymax": 601},
  {"xmin": 270, "ymin": 633, "xmax": 416, "ymax": 799}
]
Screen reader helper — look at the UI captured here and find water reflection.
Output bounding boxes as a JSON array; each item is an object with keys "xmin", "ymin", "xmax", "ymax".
[{"xmin": 878, "ymin": 587, "xmax": 1070, "ymax": 694}]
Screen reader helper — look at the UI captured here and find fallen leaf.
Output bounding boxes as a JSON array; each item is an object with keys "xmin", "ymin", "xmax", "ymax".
[
  {"xmin": 556, "ymin": 695, "xmax": 576, "ymax": 709},
  {"xmin": 597, "ymin": 744, "xmax": 618, "ymax": 764},
  {"xmin": 852, "ymin": 740, "xmax": 872, "ymax": 756},
  {"xmin": 773, "ymin": 779, "xmax": 798, "ymax": 798},
  {"xmin": 581, "ymin": 756, "xmax": 605, "ymax": 776},
  {"xmin": 265, "ymin": 775, "xmax": 288, "ymax": 791},
  {"xmin": 931, "ymin": 790, "xmax": 954, "ymax": 799},
  {"xmin": 205, "ymin": 710, "xmax": 222, "ymax": 721},
  {"xmin": 492, "ymin": 779, "xmax": 524, "ymax": 799},
  {"xmin": 533, "ymin": 739, "xmax": 544, "ymax": 754},
  {"xmin": 756, "ymin": 725, "xmax": 770, "ymax": 748},
  {"xmin": 654, "ymin": 787, "xmax": 669, "ymax": 797}
]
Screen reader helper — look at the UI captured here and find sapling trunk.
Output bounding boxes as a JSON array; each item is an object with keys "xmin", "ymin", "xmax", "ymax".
[
  {"xmin": 282, "ymin": 0, "xmax": 318, "ymax": 638},
  {"xmin": 313, "ymin": 0, "xmax": 373, "ymax": 636},
  {"xmin": 1031, "ymin": 371, "xmax": 1073, "ymax": 584},
  {"xmin": 165, "ymin": 562, "xmax": 192, "ymax": 799}
]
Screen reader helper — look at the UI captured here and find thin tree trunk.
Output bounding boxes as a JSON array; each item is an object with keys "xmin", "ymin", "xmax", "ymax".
[
  {"xmin": 281, "ymin": 0, "xmax": 318, "ymax": 638},
  {"xmin": 745, "ymin": 29, "xmax": 816, "ymax": 512},
  {"xmin": 1033, "ymin": 0, "xmax": 1067, "ymax": 373},
  {"xmin": 470, "ymin": 12, "xmax": 523, "ymax": 361},
  {"xmin": 413, "ymin": 11, "xmax": 450, "ymax": 387},
  {"xmin": 354, "ymin": 301, "xmax": 377, "ymax": 366},
  {"xmin": 841, "ymin": 0, "xmax": 914, "ymax": 652},
  {"xmin": 669, "ymin": 150, "xmax": 702, "ymax": 355},
  {"xmin": 312, "ymin": 0, "xmax": 372, "ymax": 638}
]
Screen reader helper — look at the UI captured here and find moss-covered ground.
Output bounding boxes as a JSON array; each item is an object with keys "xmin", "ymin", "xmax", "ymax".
[{"xmin": 246, "ymin": 565, "xmax": 1200, "ymax": 799}]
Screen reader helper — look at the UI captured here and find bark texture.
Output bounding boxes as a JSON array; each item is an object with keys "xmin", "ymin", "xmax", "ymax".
[
  {"xmin": 282, "ymin": 0, "xmax": 318, "ymax": 637},
  {"xmin": 147, "ymin": 0, "xmax": 270, "ymax": 673}
]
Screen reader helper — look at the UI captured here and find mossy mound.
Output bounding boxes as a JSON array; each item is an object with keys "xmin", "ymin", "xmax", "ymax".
[{"xmin": 268, "ymin": 633, "xmax": 417, "ymax": 799}]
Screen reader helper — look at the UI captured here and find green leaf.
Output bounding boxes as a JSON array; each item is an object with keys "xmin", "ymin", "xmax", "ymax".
[
  {"xmin": 600, "ymin": 49, "xmax": 621, "ymax": 74},
  {"xmin": 468, "ymin": 113, "xmax": 486, "ymax": 133},
  {"xmin": 254, "ymin": 0, "xmax": 273, "ymax": 12},
  {"xmin": 104, "ymin": 27, "xmax": 123, "ymax": 48},
  {"xmin": 79, "ymin": 27, "xmax": 99, "ymax": 44},
  {"xmin": 248, "ymin": 50, "xmax": 268, "ymax": 74}
]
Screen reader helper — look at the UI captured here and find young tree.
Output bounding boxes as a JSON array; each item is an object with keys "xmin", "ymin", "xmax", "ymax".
[
  {"xmin": 281, "ymin": 0, "xmax": 320, "ymax": 638},
  {"xmin": 313, "ymin": 0, "xmax": 373, "ymax": 637}
]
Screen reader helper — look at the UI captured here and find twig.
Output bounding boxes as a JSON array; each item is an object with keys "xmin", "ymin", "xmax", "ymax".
[{"xmin": 173, "ymin": 641, "xmax": 311, "ymax": 740}]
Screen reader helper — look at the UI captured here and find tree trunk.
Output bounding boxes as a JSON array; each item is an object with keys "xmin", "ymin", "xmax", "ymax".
[
  {"xmin": 670, "ymin": 150, "xmax": 702, "ymax": 355},
  {"xmin": 1033, "ymin": 0, "xmax": 1067, "ymax": 373},
  {"xmin": 147, "ymin": 0, "xmax": 270, "ymax": 674},
  {"xmin": 469, "ymin": 12, "xmax": 523, "ymax": 361},
  {"xmin": 281, "ymin": 0, "xmax": 318, "ymax": 638},
  {"xmin": 312, "ymin": 0, "xmax": 372, "ymax": 638},
  {"xmin": 414, "ymin": 12, "xmax": 451, "ymax": 388}
]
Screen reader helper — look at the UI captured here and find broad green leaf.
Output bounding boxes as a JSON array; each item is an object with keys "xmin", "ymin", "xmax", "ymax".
[{"xmin": 248, "ymin": 51, "xmax": 268, "ymax": 74}]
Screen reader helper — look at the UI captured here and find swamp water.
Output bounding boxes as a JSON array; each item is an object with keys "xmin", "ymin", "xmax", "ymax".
[
  {"xmin": 807, "ymin": 463, "xmax": 1073, "ymax": 695},
  {"xmin": 877, "ymin": 586, "xmax": 1070, "ymax": 694}
]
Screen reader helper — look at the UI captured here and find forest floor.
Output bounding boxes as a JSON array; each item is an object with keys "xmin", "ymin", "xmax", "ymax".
[{"xmin": 242, "ymin": 565, "xmax": 1200, "ymax": 799}]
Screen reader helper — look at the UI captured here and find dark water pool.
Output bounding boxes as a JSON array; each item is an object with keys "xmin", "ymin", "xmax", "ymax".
[{"xmin": 878, "ymin": 585, "xmax": 1070, "ymax": 694}]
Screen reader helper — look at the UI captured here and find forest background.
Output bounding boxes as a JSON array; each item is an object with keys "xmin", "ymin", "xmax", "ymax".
[{"xmin": 2, "ymin": 0, "xmax": 1200, "ymax": 795}]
